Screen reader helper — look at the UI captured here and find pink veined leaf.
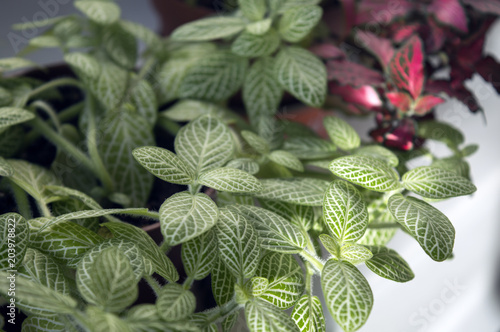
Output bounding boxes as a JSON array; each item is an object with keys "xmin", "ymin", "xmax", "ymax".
[
  {"xmin": 309, "ymin": 43, "xmax": 345, "ymax": 59},
  {"xmin": 327, "ymin": 60, "xmax": 384, "ymax": 87},
  {"xmin": 462, "ymin": 0, "xmax": 500, "ymax": 16},
  {"xmin": 386, "ymin": 92, "xmax": 412, "ymax": 113},
  {"xmin": 414, "ymin": 94, "xmax": 446, "ymax": 115},
  {"xmin": 389, "ymin": 35, "xmax": 425, "ymax": 100},
  {"xmin": 355, "ymin": 31, "xmax": 395, "ymax": 68},
  {"xmin": 355, "ymin": 0, "xmax": 414, "ymax": 25},
  {"xmin": 475, "ymin": 56, "xmax": 500, "ymax": 94},
  {"xmin": 392, "ymin": 23, "xmax": 420, "ymax": 43},
  {"xmin": 329, "ymin": 82, "xmax": 383, "ymax": 110},
  {"xmin": 428, "ymin": 0, "xmax": 468, "ymax": 33}
]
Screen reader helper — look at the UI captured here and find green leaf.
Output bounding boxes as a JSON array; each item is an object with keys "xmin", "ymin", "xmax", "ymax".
[
  {"xmin": 0, "ymin": 107, "xmax": 35, "ymax": 131},
  {"xmin": 125, "ymin": 304, "xmax": 165, "ymax": 332},
  {"xmin": 284, "ymin": 137, "xmax": 337, "ymax": 160},
  {"xmin": 130, "ymin": 79, "xmax": 157, "ymax": 127},
  {"xmin": 103, "ymin": 23, "xmax": 137, "ymax": 69},
  {"xmin": 321, "ymin": 259, "xmax": 373, "ymax": 332},
  {"xmin": 103, "ymin": 222, "xmax": 179, "ymax": 282},
  {"xmin": 319, "ymin": 234, "xmax": 340, "ymax": 257},
  {"xmin": 431, "ymin": 156, "xmax": 470, "ymax": 179},
  {"xmin": 417, "ymin": 120, "xmax": 464, "ymax": 149},
  {"xmin": 0, "ymin": 126, "xmax": 23, "ymax": 158},
  {"xmin": 274, "ymin": 47, "xmax": 326, "ymax": 107},
  {"xmin": 160, "ymin": 191, "xmax": 219, "ymax": 246},
  {"xmin": 226, "ymin": 158, "xmax": 260, "ymax": 175},
  {"xmin": 329, "ymin": 155, "xmax": 401, "ymax": 192},
  {"xmin": 171, "ymin": 16, "xmax": 247, "ymax": 41},
  {"xmin": 279, "ymin": 5, "xmax": 322, "ymax": 42},
  {"xmin": 255, "ymin": 178, "xmax": 329, "ymax": 206},
  {"xmin": 292, "ymin": 295, "xmax": 326, "ymax": 332},
  {"xmin": 232, "ymin": 29, "xmax": 280, "ymax": 57},
  {"xmin": 182, "ymin": 230, "xmax": 217, "ymax": 280},
  {"xmin": 74, "ymin": 0, "xmax": 120, "ymax": 25},
  {"xmin": 120, "ymin": 20, "xmax": 161, "ymax": 50},
  {"xmin": 0, "ymin": 271, "xmax": 77, "ymax": 316},
  {"xmin": 0, "ymin": 87, "xmax": 12, "ymax": 106},
  {"xmin": 0, "ymin": 57, "xmax": 36, "ymax": 73},
  {"xmin": 222, "ymin": 310, "xmax": 240, "ymax": 332},
  {"xmin": 269, "ymin": 150, "xmax": 304, "ymax": 172},
  {"xmin": 340, "ymin": 243, "xmax": 373, "ymax": 264},
  {"xmin": 388, "ymin": 194, "xmax": 455, "ymax": 261},
  {"xmin": 212, "ymin": 256, "xmax": 236, "ymax": 305},
  {"xmin": 160, "ymin": 99, "xmax": 233, "ymax": 123},
  {"xmin": 98, "ymin": 106, "xmax": 155, "ymax": 207},
  {"xmin": 245, "ymin": 299, "xmax": 300, "ymax": 332},
  {"xmin": 323, "ymin": 180, "xmax": 368, "ymax": 243},
  {"xmin": 64, "ymin": 52, "xmax": 100, "ymax": 85},
  {"xmin": 245, "ymin": 277, "xmax": 269, "ymax": 296},
  {"xmin": 255, "ymin": 252, "xmax": 304, "ymax": 309},
  {"xmin": 461, "ymin": 144, "xmax": 478, "ymax": 157},
  {"xmin": 365, "ymin": 246, "xmax": 414, "ymax": 282},
  {"xmin": 0, "ymin": 213, "xmax": 29, "ymax": 270},
  {"xmin": 29, "ymin": 35, "xmax": 61, "ymax": 48},
  {"xmin": 199, "ymin": 167, "xmax": 263, "ymax": 193},
  {"xmin": 246, "ymin": 18, "xmax": 273, "ymax": 35},
  {"xmin": 402, "ymin": 166, "xmax": 476, "ymax": 199},
  {"xmin": 21, "ymin": 315, "xmax": 66, "ymax": 332},
  {"xmin": 90, "ymin": 61, "xmax": 128, "ymax": 110},
  {"xmin": 215, "ymin": 208, "xmax": 260, "ymax": 279},
  {"xmin": 30, "ymin": 221, "xmax": 102, "ymax": 266},
  {"xmin": 358, "ymin": 200, "xmax": 397, "ymax": 247},
  {"xmin": 176, "ymin": 116, "xmax": 234, "ymax": 175},
  {"xmin": 239, "ymin": 0, "xmax": 266, "ymax": 20},
  {"xmin": 323, "ymin": 116, "xmax": 361, "ymax": 151},
  {"xmin": 132, "ymin": 146, "xmax": 194, "ymax": 185},
  {"xmin": 157, "ymin": 283, "xmax": 196, "ymax": 322},
  {"xmin": 243, "ymin": 57, "xmax": 283, "ymax": 120},
  {"xmin": 354, "ymin": 145, "xmax": 399, "ymax": 167},
  {"xmin": 242, "ymin": 130, "xmax": 270, "ymax": 154},
  {"xmin": 77, "ymin": 246, "xmax": 138, "ymax": 313},
  {"xmin": 229, "ymin": 204, "xmax": 306, "ymax": 253},
  {"xmin": 44, "ymin": 185, "xmax": 102, "ymax": 210},
  {"xmin": 260, "ymin": 200, "xmax": 314, "ymax": 231},
  {"xmin": 84, "ymin": 306, "xmax": 132, "ymax": 332},
  {"xmin": 180, "ymin": 51, "xmax": 248, "ymax": 101}
]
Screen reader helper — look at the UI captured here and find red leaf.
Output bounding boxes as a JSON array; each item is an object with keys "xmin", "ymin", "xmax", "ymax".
[
  {"xmin": 414, "ymin": 95, "xmax": 445, "ymax": 115},
  {"xmin": 475, "ymin": 56, "xmax": 500, "ymax": 94},
  {"xmin": 462, "ymin": 0, "xmax": 500, "ymax": 15},
  {"xmin": 428, "ymin": 0, "xmax": 468, "ymax": 33},
  {"xmin": 392, "ymin": 23, "xmax": 420, "ymax": 43},
  {"xmin": 389, "ymin": 36, "xmax": 425, "ymax": 100},
  {"xmin": 309, "ymin": 43, "xmax": 345, "ymax": 59},
  {"xmin": 355, "ymin": 31, "xmax": 395, "ymax": 68},
  {"xmin": 339, "ymin": 0, "xmax": 357, "ymax": 37},
  {"xmin": 386, "ymin": 92, "xmax": 412, "ymax": 112},
  {"xmin": 426, "ymin": 18, "xmax": 448, "ymax": 53},
  {"xmin": 327, "ymin": 60, "xmax": 384, "ymax": 87},
  {"xmin": 329, "ymin": 83, "xmax": 383, "ymax": 110},
  {"xmin": 370, "ymin": 118, "xmax": 417, "ymax": 151},
  {"xmin": 426, "ymin": 80, "xmax": 481, "ymax": 113},
  {"xmin": 356, "ymin": 0, "xmax": 414, "ymax": 25}
]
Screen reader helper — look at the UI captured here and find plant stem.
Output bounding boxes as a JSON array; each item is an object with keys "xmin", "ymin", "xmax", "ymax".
[
  {"xmin": 202, "ymin": 298, "xmax": 241, "ymax": 326},
  {"xmin": 144, "ymin": 275, "xmax": 162, "ymax": 296},
  {"xmin": 159, "ymin": 241, "xmax": 170, "ymax": 254},
  {"xmin": 31, "ymin": 100, "xmax": 61, "ymax": 131},
  {"xmin": 183, "ymin": 275, "xmax": 195, "ymax": 290},
  {"xmin": 157, "ymin": 117, "xmax": 181, "ymax": 136},
  {"xmin": 36, "ymin": 200, "xmax": 52, "ymax": 217},
  {"xmin": 305, "ymin": 262, "xmax": 314, "ymax": 295},
  {"xmin": 8, "ymin": 180, "xmax": 32, "ymax": 219},
  {"xmin": 300, "ymin": 249, "xmax": 325, "ymax": 274},
  {"xmin": 27, "ymin": 78, "xmax": 82, "ymax": 101}
]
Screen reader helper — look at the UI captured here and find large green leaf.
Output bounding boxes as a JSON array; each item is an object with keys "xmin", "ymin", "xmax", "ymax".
[
  {"xmin": 21, "ymin": 315, "xmax": 66, "ymax": 332},
  {"xmin": 103, "ymin": 23, "xmax": 137, "ymax": 69},
  {"xmin": 226, "ymin": 158, "xmax": 260, "ymax": 175},
  {"xmin": 268, "ymin": 150, "xmax": 304, "ymax": 172},
  {"xmin": 365, "ymin": 246, "xmax": 414, "ymax": 282},
  {"xmin": 239, "ymin": 0, "xmax": 266, "ymax": 20},
  {"xmin": 431, "ymin": 156, "xmax": 470, "ymax": 179},
  {"xmin": 0, "ymin": 213, "xmax": 29, "ymax": 270},
  {"xmin": 339, "ymin": 243, "xmax": 373, "ymax": 265},
  {"xmin": 243, "ymin": 57, "xmax": 283, "ymax": 120},
  {"xmin": 182, "ymin": 229, "xmax": 217, "ymax": 280},
  {"xmin": 255, "ymin": 252, "xmax": 304, "ymax": 309},
  {"xmin": 402, "ymin": 166, "xmax": 476, "ymax": 198},
  {"xmin": 64, "ymin": 52, "xmax": 100, "ymax": 87},
  {"xmin": 74, "ymin": 0, "xmax": 120, "ymax": 24},
  {"xmin": 284, "ymin": 137, "xmax": 337, "ymax": 160},
  {"xmin": 156, "ymin": 284, "xmax": 196, "ymax": 322},
  {"xmin": 417, "ymin": 120, "xmax": 464, "ymax": 149},
  {"xmin": 329, "ymin": 155, "xmax": 401, "ymax": 192},
  {"xmin": 171, "ymin": 17, "xmax": 247, "ymax": 41},
  {"xmin": 0, "ymin": 107, "xmax": 34, "ymax": 131},
  {"xmin": 274, "ymin": 46, "xmax": 326, "ymax": 107},
  {"xmin": 215, "ymin": 208, "xmax": 260, "ymax": 279},
  {"xmin": 130, "ymin": 79, "xmax": 157, "ymax": 127},
  {"xmin": 260, "ymin": 200, "xmax": 314, "ymax": 231},
  {"xmin": 354, "ymin": 145, "xmax": 399, "ymax": 167},
  {"xmin": 175, "ymin": 116, "xmax": 234, "ymax": 176},
  {"xmin": 323, "ymin": 116, "xmax": 360, "ymax": 151},
  {"xmin": 255, "ymin": 178, "xmax": 329, "ymax": 206},
  {"xmin": 321, "ymin": 259, "xmax": 373, "ymax": 332},
  {"xmin": 323, "ymin": 180, "xmax": 368, "ymax": 243},
  {"xmin": 212, "ymin": 256, "xmax": 236, "ymax": 305},
  {"xmin": 179, "ymin": 51, "xmax": 248, "ymax": 101},
  {"xmin": 44, "ymin": 185, "xmax": 102, "ymax": 210},
  {"xmin": 241, "ymin": 130, "xmax": 270, "ymax": 155},
  {"xmin": 230, "ymin": 204, "xmax": 306, "ymax": 253},
  {"xmin": 292, "ymin": 295, "xmax": 326, "ymax": 332},
  {"xmin": 279, "ymin": 5, "xmax": 322, "ymax": 42},
  {"xmin": 160, "ymin": 99, "xmax": 233, "ymax": 123},
  {"xmin": 132, "ymin": 146, "xmax": 195, "ymax": 185},
  {"xmin": 103, "ymin": 222, "xmax": 178, "ymax": 282},
  {"xmin": 245, "ymin": 299, "xmax": 300, "ymax": 332},
  {"xmin": 232, "ymin": 29, "xmax": 280, "ymax": 57},
  {"xmin": 160, "ymin": 191, "xmax": 219, "ymax": 246},
  {"xmin": 77, "ymin": 246, "xmax": 138, "ymax": 313},
  {"xmin": 89, "ymin": 61, "xmax": 128, "ymax": 111},
  {"xmin": 388, "ymin": 194, "xmax": 455, "ymax": 261},
  {"xmin": 199, "ymin": 167, "xmax": 262, "ymax": 193}
]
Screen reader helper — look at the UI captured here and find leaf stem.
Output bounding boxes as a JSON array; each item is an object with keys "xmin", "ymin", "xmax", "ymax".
[
  {"xmin": 300, "ymin": 249, "xmax": 325, "ymax": 274},
  {"xmin": 305, "ymin": 262, "xmax": 314, "ymax": 295},
  {"xmin": 157, "ymin": 117, "xmax": 181, "ymax": 136},
  {"xmin": 36, "ymin": 200, "xmax": 52, "ymax": 217},
  {"xmin": 144, "ymin": 275, "xmax": 162, "ymax": 296},
  {"xmin": 183, "ymin": 275, "xmax": 195, "ymax": 290},
  {"xmin": 31, "ymin": 100, "xmax": 61, "ymax": 131},
  {"xmin": 27, "ymin": 77, "xmax": 82, "ymax": 101}
]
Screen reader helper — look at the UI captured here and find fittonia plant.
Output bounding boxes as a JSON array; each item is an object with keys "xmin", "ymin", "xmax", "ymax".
[{"xmin": 0, "ymin": 0, "xmax": 495, "ymax": 331}]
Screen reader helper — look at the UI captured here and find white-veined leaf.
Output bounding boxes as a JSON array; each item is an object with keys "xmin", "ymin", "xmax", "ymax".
[
  {"xmin": 245, "ymin": 277, "xmax": 269, "ymax": 297},
  {"xmin": 171, "ymin": 16, "xmax": 247, "ymax": 41},
  {"xmin": 417, "ymin": 120, "xmax": 464, "ymax": 148},
  {"xmin": 340, "ymin": 243, "xmax": 373, "ymax": 264},
  {"xmin": 120, "ymin": 20, "xmax": 161, "ymax": 49},
  {"xmin": 358, "ymin": 198, "xmax": 398, "ymax": 246},
  {"xmin": 241, "ymin": 130, "xmax": 270, "ymax": 154},
  {"xmin": 388, "ymin": 194, "xmax": 455, "ymax": 261},
  {"xmin": 246, "ymin": 18, "xmax": 273, "ymax": 35},
  {"xmin": 239, "ymin": 0, "xmax": 266, "ymax": 20},
  {"xmin": 229, "ymin": 204, "xmax": 306, "ymax": 253},
  {"xmin": 245, "ymin": 299, "xmax": 300, "ymax": 332},
  {"xmin": 84, "ymin": 306, "xmax": 132, "ymax": 332},
  {"xmin": 182, "ymin": 229, "xmax": 217, "ymax": 280},
  {"xmin": 215, "ymin": 208, "xmax": 260, "ymax": 279},
  {"xmin": 160, "ymin": 99, "xmax": 234, "ymax": 123},
  {"xmin": 89, "ymin": 61, "xmax": 128, "ymax": 111},
  {"xmin": 402, "ymin": 166, "xmax": 476, "ymax": 199},
  {"xmin": 132, "ymin": 146, "xmax": 194, "ymax": 185},
  {"xmin": 323, "ymin": 180, "xmax": 368, "ymax": 243},
  {"xmin": 268, "ymin": 150, "xmax": 304, "ymax": 172},
  {"xmin": 274, "ymin": 47, "xmax": 326, "ymax": 107},
  {"xmin": 130, "ymin": 79, "xmax": 157, "ymax": 127},
  {"xmin": 0, "ymin": 57, "xmax": 36, "ymax": 73},
  {"xmin": 323, "ymin": 116, "xmax": 360, "ymax": 151},
  {"xmin": 329, "ymin": 155, "xmax": 401, "ymax": 192},
  {"xmin": 160, "ymin": 191, "xmax": 219, "ymax": 246},
  {"xmin": 0, "ymin": 107, "xmax": 35, "ymax": 131},
  {"xmin": 226, "ymin": 158, "xmax": 260, "ymax": 175},
  {"xmin": 231, "ymin": 29, "xmax": 280, "ymax": 57},
  {"xmin": 354, "ymin": 145, "xmax": 399, "ymax": 167},
  {"xmin": 21, "ymin": 315, "xmax": 66, "ymax": 332},
  {"xmin": 255, "ymin": 178, "xmax": 329, "ymax": 206},
  {"xmin": 175, "ymin": 116, "xmax": 234, "ymax": 175},
  {"xmin": 44, "ymin": 185, "xmax": 102, "ymax": 210},
  {"xmin": 260, "ymin": 200, "xmax": 314, "ymax": 231},
  {"xmin": 319, "ymin": 234, "xmax": 340, "ymax": 257},
  {"xmin": 157, "ymin": 283, "xmax": 196, "ymax": 322},
  {"xmin": 255, "ymin": 252, "xmax": 304, "ymax": 309},
  {"xmin": 222, "ymin": 310, "xmax": 240, "ymax": 332},
  {"xmin": 103, "ymin": 23, "xmax": 137, "ymax": 69},
  {"xmin": 199, "ymin": 167, "xmax": 262, "ymax": 193},
  {"xmin": 0, "ymin": 213, "xmax": 29, "ymax": 270},
  {"xmin": 29, "ymin": 35, "xmax": 60, "ymax": 48},
  {"xmin": 279, "ymin": 5, "xmax": 323, "ymax": 42},
  {"xmin": 212, "ymin": 256, "xmax": 236, "ymax": 305},
  {"xmin": 125, "ymin": 304, "xmax": 165, "ymax": 332},
  {"xmin": 365, "ymin": 246, "xmax": 414, "ymax": 282},
  {"xmin": 284, "ymin": 137, "xmax": 337, "ymax": 160},
  {"xmin": 292, "ymin": 295, "xmax": 326, "ymax": 332},
  {"xmin": 321, "ymin": 259, "xmax": 373, "ymax": 332},
  {"xmin": 431, "ymin": 157, "xmax": 470, "ymax": 179},
  {"xmin": 180, "ymin": 51, "xmax": 248, "ymax": 101},
  {"xmin": 64, "ymin": 52, "xmax": 100, "ymax": 85},
  {"xmin": 74, "ymin": 0, "xmax": 120, "ymax": 25}
]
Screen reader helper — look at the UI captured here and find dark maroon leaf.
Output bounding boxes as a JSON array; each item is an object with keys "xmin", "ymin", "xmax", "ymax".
[
  {"xmin": 339, "ymin": 0, "xmax": 357, "ymax": 37},
  {"xmin": 355, "ymin": 31, "xmax": 395, "ymax": 68},
  {"xmin": 428, "ymin": 0, "xmax": 468, "ymax": 33},
  {"xmin": 370, "ymin": 118, "xmax": 416, "ymax": 150},
  {"xmin": 309, "ymin": 43, "xmax": 345, "ymax": 59},
  {"xmin": 476, "ymin": 56, "xmax": 500, "ymax": 94},
  {"xmin": 426, "ymin": 80, "xmax": 481, "ymax": 113},
  {"xmin": 386, "ymin": 91, "xmax": 412, "ymax": 112},
  {"xmin": 414, "ymin": 94, "xmax": 446, "ymax": 115},
  {"xmin": 426, "ymin": 17, "xmax": 448, "ymax": 53},
  {"xmin": 389, "ymin": 36, "xmax": 425, "ymax": 100},
  {"xmin": 327, "ymin": 60, "xmax": 384, "ymax": 86},
  {"xmin": 356, "ymin": 0, "xmax": 414, "ymax": 25},
  {"xmin": 462, "ymin": 0, "xmax": 500, "ymax": 15}
]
